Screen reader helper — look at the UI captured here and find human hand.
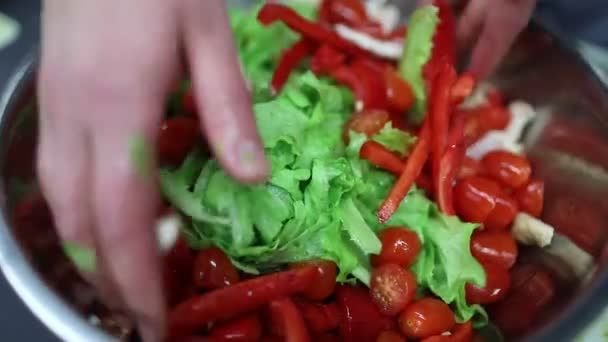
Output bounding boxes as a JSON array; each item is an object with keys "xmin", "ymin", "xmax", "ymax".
[
  {"xmin": 37, "ymin": 0, "xmax": 268, "ymax": 340},
  {"xmin": 457, "ymin": 0, "xmax": 538, "ymax": 79}
]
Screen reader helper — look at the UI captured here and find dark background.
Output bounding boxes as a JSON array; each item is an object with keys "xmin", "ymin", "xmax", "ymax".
[{"xmin": 0, "ymin": 3, "xmax": 60, "ymax": 342}]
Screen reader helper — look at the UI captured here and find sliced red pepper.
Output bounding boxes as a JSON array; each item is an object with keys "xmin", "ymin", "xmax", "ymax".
[
  {"xmin": 311, "ymin": 44, "xmax": 346, "ymax": 75},
  {"xmin": 423, "ymin": 0, "xmax": 456, "ymax": 86},
  {"xmin": 271, "ymin": 38, "xmax": 316, "ymax": 94},
  {"xmin": 168, "ymin": 266, "xmax": 316, "ymax": 338},
  {"xmin": 258, "ymin": 4, "xmax": 377, "ymax": 59},
  {"xmin": 331, "ymin": 60, "xmax": 387, "ymax": 111},
  {"xmin": 450, "ymin": 72, "xmax": 476, "ymax": 106},
  {"xmin": 437, "ymin": 113, "xmax": 465, "ymax": 215},
  {"xmin": 269, "ymin": 298, "xmax": 311, "ymax": 342},
  {"xmin": 378, "ymin": 120, "xmax": 431, "ymax": 223},
  {"xmin": 360, "ymin": 140, "xmax": 406, "ymax": 175},
  {"xmin": 429, "ymin": 63, "xmax": 457, "ymax": 202},
  {"xmin": 388, "ymin": 25, "xmax": 408, "ymax": 40}
]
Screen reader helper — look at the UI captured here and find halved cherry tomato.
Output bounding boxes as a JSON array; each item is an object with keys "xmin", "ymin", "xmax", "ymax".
[
  {"xmin": 373, "ymin": 227, "xmax": 421, "ymax": 267},
  {"xmin": 470, "ymin": 231, "xmax": 518, "ymax": 269},
  {"xmin": 269, "ymin": 298, "xmax": 311, "ymax": 342},
  {"xmin": 209, "ymin": 314, "xmax": 263, "ymax": 342},
  {"xmin": 296, "ymin": 300, "xmax": 340, "ymax": 333},
  {"xmin": 457, "ymin": 157, "xmax": 483, "ymax": 180},
  {"xmin": 465, "ymin": 262, "xmax": 510, "ymax": 304},
  {"xmin": 399, "ymin": 298, "xmax": 455, "ymax": 339},
  {"xmin": 483, "ymin": 192, "xmax": 518, "ymax": 232},
  {"xmin": 385, "ymin": 67, "xmax": 414, "ymax": 112},
  {"xmin": 481, "ymin": 151, "xmax": 532, "ymax": 189},
  {"xmin": 343, "ymin": 110, "xmax": 390, "ymax": 143},
  {"xmin": 421, "ymin": 321, "xmax": 473, "ymax": 342},
  {"xmin": 158, "ymin": 117, "xmax": 200, "ymax": 165},
  {"xmin": 377, "ymin": 330, "xmax": 406, "ymax": 342},
  {"xmin": 292, "ymin": 260, "xmax": 337, "ymax": 301},
  {"xmin": 193, "ymin": 247, "xmax": 240, "ymax": 290},
  {"xmin": 514, "ymin": 180, "xmax": 544, "ymax": 217},
  {"xmin": 454, "ymin": 177, "xmax": 501, "ymax": 223},
  {"xmin": 370, "ymin": 264, "xmax": 417, "ymax": 315},
  {"xmin": 336, "ymin": 285, "xmax": 397, "ymax": 342}
]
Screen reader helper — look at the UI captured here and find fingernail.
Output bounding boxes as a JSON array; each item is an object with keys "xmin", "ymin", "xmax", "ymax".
[
  {"xmin": 137, "ymin": 316, "xmax": 162, "ymax": 342},
  {"xmin": 237, "ymin": 140, "xmax": 269, "ymax": 181}
]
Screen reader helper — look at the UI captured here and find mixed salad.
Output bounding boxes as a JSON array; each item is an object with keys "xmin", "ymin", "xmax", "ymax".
[{"xmin": 56, "ymin": 0, "xmax": 567, "ymax": 341}]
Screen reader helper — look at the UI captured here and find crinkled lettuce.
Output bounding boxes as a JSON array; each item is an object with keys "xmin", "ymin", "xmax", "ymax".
[{"xmin": 160, "ymin": 3, "xmax": 487, "ymax": 327}]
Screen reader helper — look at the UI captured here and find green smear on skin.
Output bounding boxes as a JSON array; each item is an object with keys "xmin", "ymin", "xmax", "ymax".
[{"xmin": 63, "ymin": 242, "xmax": 96, "ymax": 273}]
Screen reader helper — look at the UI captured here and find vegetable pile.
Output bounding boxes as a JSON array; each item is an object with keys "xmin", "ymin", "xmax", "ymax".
[{"xmin": 51, "ymin": 0, "xmax": 563, "ymax": 341}]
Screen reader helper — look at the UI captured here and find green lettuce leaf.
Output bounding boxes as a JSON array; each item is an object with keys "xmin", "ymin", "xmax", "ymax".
[
  {"xmin": 398, "ymin": 5, "xmax": 439, "ymax": 122},
  {"xmin": 372, "ymin": 122, "xmax": 417, "ymax": 156}
]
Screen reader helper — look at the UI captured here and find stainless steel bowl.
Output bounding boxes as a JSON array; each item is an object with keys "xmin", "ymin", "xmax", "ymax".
[{"xmin": 2, "ymin": 8, "xmax": 608, "ymax": 342}]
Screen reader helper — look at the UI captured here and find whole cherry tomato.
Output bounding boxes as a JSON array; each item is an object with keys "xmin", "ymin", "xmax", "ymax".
[
  {"xmin": 470, "ymin": 231, "xmax": 518, "ymax": 269},
  {"xmin": 481, "ymin": 151, "xmax": 531, "ymax": 189},
  {"xmin": 454, "ymin": 177, "xmax": 501, "ymax": 223},
  {"xmin": 164, "ymin": 238, "xmax": 195, "ymax": 306},
  {"xmin": 344, "ymin": 110, "xmax": 390, "ymax": 143},
  {"xmin": 209, "ymin": 314, "xmax": 263, "ymax": 342},
  {"xmin": 373, "ymin": 227, "xmax": 422, "ymax": 267},
  {"xmin": 399, "ymin": 298, "xmax": 455, "ymax": 339},
  {"xmin": 193, "ymin": 247, "xmax": 239, "ymax": 290},
  {"xmin": 377, "ymin": 330, "xmax": 406, "ymax": 342},
  {"xmin": 295, "ymin": 300, "xmax": 340, "ymax": 333},
  {"xmin": 421, "ymin": 321, "xmax": 473, "ymax": 342},
  {"xmin": 385, "ymin": 68, "xmax": 414, "ymax": 112},
  {"xmin": 158, "ymin": 117, "xmax": 200, "ymax": 166},
  {"xmin": 483, "ymin": 192, "xmax": 518, "ymax": 232},
  {"xmin": 370, "ymin": 264, "xmax": 418, "ymax": 315},
  {"xmin": 465, "ymin": 262, "xmax": 510, "ymax": 304},
  {"xmin": 457, "ymin": 156, "xmax": 484, "ymax": 180},
  {"xmin": 292, "ymin": 260, "xmax": 337, "ymax": 301},
  {"xmin": 514, "ymin": 180, "xmax": 544, "ymax": 217}
]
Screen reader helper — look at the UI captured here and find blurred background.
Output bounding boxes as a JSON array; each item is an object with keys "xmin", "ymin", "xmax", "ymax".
[{"xmin": 1, "ymin": 0, "xmax": 608, "ymax": 341}]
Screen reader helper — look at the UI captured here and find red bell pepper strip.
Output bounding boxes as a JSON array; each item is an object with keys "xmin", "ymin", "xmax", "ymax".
[
  {"xmin": 331, "ymin": 60, "xmax": 387, "ymax": 111},
  {"xmin": 168, "ymin": 266, "xmax": 316, "ymax": 338},
  {"xmin": 378, "ymin": 120, "xmax": 431, "ymax": 223},
  {"xmin": 258, "ymin": 4, "xmax": 377, "ymax": 59},
  {"xmin": 436, "ymin": 112, "xmax": 465, "ymax": 215},
  {"xmin": 450, "ymin": 72, "xmax": 476, "ymax": 106},
  {"xmin": 311, "ymin": 44, "xmax": 346, "ymax": 75},
  {"xmin": 271, "ymin": 38, "xmax": 316, "ymax": 94},
  {"xmin": 423, "ymin": 0, "xmax": 456, "ymax": 86},
  {"xmin": 429, "ymin": 63, "xmax": 457, "ymax": 198},
  {"xmin": 360, "ymin": 140, "xmax": 406, "ymax": 175},
  {"xmin": 269, "ymin": 298, "xmax": 311, "ymax": 342}
]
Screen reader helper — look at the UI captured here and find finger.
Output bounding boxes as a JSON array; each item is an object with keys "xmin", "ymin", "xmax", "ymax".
[
  {"xmin": 467, "ymin": 0, "xmax": 536, "ymax": 79},
  {"xmin": 181, "ymin": 0, "xmax": 269, "ymax": 183},
  {"xmin": 455, "ymin": 0, "xmax": 488, "ymax": 51}
]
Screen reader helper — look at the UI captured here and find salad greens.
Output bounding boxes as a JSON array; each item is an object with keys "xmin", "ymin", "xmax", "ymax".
[
  {"xmin": 398, "ymin": 5, "xmax": 439, "ymax": 122},
  {"xmin": 63, "ymin": 242, "xmax": 97, "ymax": 274},
  {"xmin": 160, "ymin": 3, "xmax": 487, "ymax": 326}
]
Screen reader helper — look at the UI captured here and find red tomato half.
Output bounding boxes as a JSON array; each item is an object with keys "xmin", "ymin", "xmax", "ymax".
[
  {"xmin": 373, "ymin": 227, "xmax": 421, "ymax": 267},
  {"xmin": 466, "ymin": 263, "xmax": 510, "ymax": 304},
  {"xmin": 193, "ymin": 247, "xmax": 239, "ymax": 290},
  {"xmin": 481, "ymin": 151, "xmax": 531, "ymax": 189},
  {"xmin": 399, "ymin": 298, "xmax": 455, "ymax": 339},
  {"xmin": 470, "ymin": 231, "xmax": 518, "ymax": 269},
  {"xmin": 370, "ymin": 264, "xmax": 417, "ymax": 316}
]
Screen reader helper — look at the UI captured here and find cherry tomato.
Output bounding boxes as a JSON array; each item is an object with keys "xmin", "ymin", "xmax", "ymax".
[
  {"xmin": 268, "ymin": 298, "xmax": 310, "ymax": 342},
  {"xmin": 483, "ymin": 192, "xmax": 518, "ymax": 232},
  {"xmin": 193, "ymin": 247, "xmax": 239, "ymax": 290},
  {"xmin": 481, "ymin": 105, "xmax": 510, "ymax": 131},
  {"xmin": 373, "ymin": 227, "xmax": 421, "ymax": 267},
  {"xmin": 514, "ymin": 180, "xmax": 544, "ymax": 217},
  {"xmin": 158, "ymin": 117, "xmax": 200, "ymax": 165},
  {"xmin": 399, "ymin": 298, "xmax": 455, "ymax": 339},
  {"xmin": 164, "ymin": 239, "xmax": 195, "ymax": 306},
  {"xmin": 385, "ymin": 68, "xmax": 414, "ymax": 112},
  {"xmin": 328, "ymin": 0, "xmax": 368, "ymax": 26},
  {"xmin": 470, "ymin": 231, "xmax": 518, "ymax": 269},
  {"xmin": 465, "ymin": 262, "xmax": 510, "ymax": 304},
  {"xmin": 344, "ymin": 110, "xmax": 390, "ymax": 143},
  {"xmin": 454, "ymin": 177, "xmax": 501, "ymax": 223},
  {"xmin": 421, "ymin": 321, "xmax": 473, "ymax": 342},
  {"xmin": 370, "ymin": 264, "xmax": 417, "ymax": 315},
  {"xmin": 209, "ymin": 314, "xmax": 263, "ymax": 342},
  {"xmin": 296, "ymin": 300, "xmax": 340, "ymax": 333},
  {"xmin": 336, "ymin": 285, "xmax": 397, "ymax": 342},
  {"xmin": 481, "ymin": 151, "xmax": 531, "ymax": 189},
  {"xmin": 457, "ymin": 157, "xmax": 483, "ymax": 180},
  {"xmin": 292, "ymin": 260, "xmax": 337, "ymax": 301},
  {"xmin": 182, "ymin": 88, "xmax": 196, "ymax": 114},
  {"xmin": 377, "ymin": 330, "xmax": 406, "ymax": 342},
  {"xmin": 314, "ymin": 334, "xmax": 339, "ymax": 342}
]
